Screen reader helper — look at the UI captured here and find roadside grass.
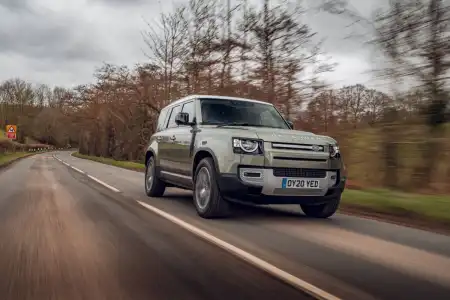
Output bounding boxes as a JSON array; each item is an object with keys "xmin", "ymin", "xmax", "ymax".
[
  {"xmin": 72, "ymin": 152, "xmax": 146, "ymax": 172},
  {"xmin": 341, "ymin": 189, "xmax": 450, "ymax": 227},
  {"xmin": 0, "ymin": 152, "xmax": 33, "ymax": 167},
  {"xmin": 72, "ymin": 152, "xmax": 450, "ymax": 229}
]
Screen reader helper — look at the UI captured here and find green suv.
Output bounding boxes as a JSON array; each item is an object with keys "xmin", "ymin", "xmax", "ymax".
[{"xmin": 144, "ymin": 95, "xmax": 346, "ymax": 219}]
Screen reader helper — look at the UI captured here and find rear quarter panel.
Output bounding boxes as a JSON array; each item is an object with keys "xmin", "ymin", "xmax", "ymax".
[{"xmin": 146, "ymin": 132, "xmax": 163, "ymax": 167}]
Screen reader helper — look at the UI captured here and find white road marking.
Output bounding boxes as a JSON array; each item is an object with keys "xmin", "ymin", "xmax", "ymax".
[
  {"xmin": 53, "ymin": 155, "xmax": 120, "ymax": 192},
  {"xmin": 87, "ymin": 175, "xmax": 120, "ymax": 193},
  {"xmin": 70, "ymin": 166, "xmax": 85, "ymax": 174},
  {"xmin": 136, "ymin": 200, "xmax": 340, "ymax": 300}
]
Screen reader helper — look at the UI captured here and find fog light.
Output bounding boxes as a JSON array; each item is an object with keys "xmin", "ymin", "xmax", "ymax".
[{"xmin": 243, "ymin": 172, "xmax": 261, "ymax": 178}]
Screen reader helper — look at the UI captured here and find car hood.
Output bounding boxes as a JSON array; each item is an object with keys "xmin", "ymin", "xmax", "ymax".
[{"xmin": 217, "ymin": 126, "xmax": 337, "ymax": 145}]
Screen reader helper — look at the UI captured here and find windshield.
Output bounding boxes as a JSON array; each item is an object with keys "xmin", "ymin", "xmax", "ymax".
[{"xmin": 200, "ymin": 98, "xmax": 290, "ymax": 129}]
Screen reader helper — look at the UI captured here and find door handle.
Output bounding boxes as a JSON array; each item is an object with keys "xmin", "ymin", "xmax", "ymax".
[
  {"xmin": 156, "ymin": 136, "xmax": 162, "ymax": 142},
  {"xmin": 170, "ymin": 135, "xmax": 176, "ymax": 141}
]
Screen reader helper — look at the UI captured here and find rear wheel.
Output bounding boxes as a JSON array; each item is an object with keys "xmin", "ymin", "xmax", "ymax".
[
  {"xmin": 300, "ymin": 196, "xmax": 340, "ymax": 219},
  {"xmin": 193, "ymin": 157, "xmax": 230, "ymax": 218},
  {"xmin": 145, "ymin": 156, "xmax": 166, "ymax": 197}
]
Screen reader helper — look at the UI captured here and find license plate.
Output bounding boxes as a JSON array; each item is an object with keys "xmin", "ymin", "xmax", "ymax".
[{"xmin": 282, "ymin": 178, "xmax": 320, "ymax": 189}]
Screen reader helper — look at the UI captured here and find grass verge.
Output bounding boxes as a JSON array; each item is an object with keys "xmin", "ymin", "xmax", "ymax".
[
  {"xmin": 0, "ymin": 152, "xmax": 34, "ymax": 168},
  {"xmin": 340, "ymin": 189, "xmax": 450, "ymax": 233},
  {"xmin": 72, "ymin": 152, "xmax": 450, "ymax": 233},
  {"xmin": 72, "ymin": 152, "xmax": 145, "ymax": 172}
]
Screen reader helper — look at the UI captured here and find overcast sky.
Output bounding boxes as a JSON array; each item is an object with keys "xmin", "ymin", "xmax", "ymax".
[{"xmin": 0, "ymin": 0, "xmax": 387, "ymax": 90}]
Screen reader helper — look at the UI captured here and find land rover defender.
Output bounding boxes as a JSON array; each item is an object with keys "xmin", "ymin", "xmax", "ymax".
[{"xmin": 144, "ymin": 95, "xmax": 346, "ymax": 219}]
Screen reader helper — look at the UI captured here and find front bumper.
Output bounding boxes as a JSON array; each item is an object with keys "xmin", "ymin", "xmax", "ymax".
[{"xmin": 217, "ymin": 167, "xmax": 345, "ymax": 205}]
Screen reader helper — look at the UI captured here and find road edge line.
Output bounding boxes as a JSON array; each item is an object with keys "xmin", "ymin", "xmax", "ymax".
[{"xmin": 136, "ymin": 200, "xmax": 340, "ymax": 300}]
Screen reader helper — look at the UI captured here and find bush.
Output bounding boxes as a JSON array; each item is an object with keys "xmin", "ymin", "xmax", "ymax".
[{"xmin": 0, "ymin": 139, "xmax": 52, "ymax": 154}]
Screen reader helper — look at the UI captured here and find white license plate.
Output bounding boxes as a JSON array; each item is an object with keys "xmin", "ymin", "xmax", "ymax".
[{"xmin": 281, "ymin": 178, "xmax": 320, "ymax": 189}]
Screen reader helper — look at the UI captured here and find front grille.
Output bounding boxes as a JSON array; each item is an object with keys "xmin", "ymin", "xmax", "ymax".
[
  {"xmin": 273, "ymin": 168, "xmax": 327, "ymax": 178},
  {"xmin": 271, "ymin": 142, "xmax": 325, "ymax": 152},
  {"xmin": 273, "ymin": 156, "xmax": 327, "ymax": 162}
]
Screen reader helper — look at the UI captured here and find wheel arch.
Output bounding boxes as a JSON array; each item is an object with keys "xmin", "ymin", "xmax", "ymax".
[
  {"xmin": 192, "ymin": 148, "xmax": 220, "ymax": 179},
  {"xmin": 145, "ymin": 149, "xmax": 156, "ymax": 167}
]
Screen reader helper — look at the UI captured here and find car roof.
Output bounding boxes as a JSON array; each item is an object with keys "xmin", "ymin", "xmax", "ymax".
[{"xmin": 163, "ymin": 95, "xmax": 272, "ymax": 109}]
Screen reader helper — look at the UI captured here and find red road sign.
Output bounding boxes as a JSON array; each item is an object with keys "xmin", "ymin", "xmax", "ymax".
[{"xmin": 5, "ymin": 125, "xmax": 17, "ymax": 140}]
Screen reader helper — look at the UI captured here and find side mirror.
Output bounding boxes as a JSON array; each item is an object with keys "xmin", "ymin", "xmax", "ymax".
[
  {"xmin": 286, "ymin": 120, "xmax": 294, "ymax": 129},
  {"xmin": 175, "ymin": 112, "xmax": 190, "ymax": 125}
]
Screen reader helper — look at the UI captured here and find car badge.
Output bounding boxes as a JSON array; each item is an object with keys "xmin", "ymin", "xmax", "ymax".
[{"xmin": 311, "ymin": 145, "xmax": 321, "ymax": 152}]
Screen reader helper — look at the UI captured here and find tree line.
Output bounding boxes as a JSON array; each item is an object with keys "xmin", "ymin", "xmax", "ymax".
[{"xmin": 1, "ymin": 0, "xmax": 449, "ymax": 192}]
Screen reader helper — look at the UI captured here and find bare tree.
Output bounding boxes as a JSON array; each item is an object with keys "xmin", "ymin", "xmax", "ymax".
[
  {"xmin": 337, "ymin": 84, "xmax": 368, "ymax": 127},
  {"xmin": 143, "ymin": 5, "xmax": 188, "ymax": 104},
  {"xmin": 306, "ymin": 89, "xmax": 338, "ymax": 132}
]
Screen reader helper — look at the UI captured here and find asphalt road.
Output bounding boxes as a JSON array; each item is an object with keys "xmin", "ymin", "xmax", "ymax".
[{"xmin": 1, "ymin": 152, "xmax": 450, "ymax": 300}]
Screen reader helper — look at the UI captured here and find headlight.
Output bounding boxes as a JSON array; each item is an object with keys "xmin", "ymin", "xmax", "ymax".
[
  {"xmin": 232, "ymin": 138, "xmax": 263, "ymax": 155},
  {"xmin": 329, "ymin": 144, "xmax": 340, "ymax": 158}
]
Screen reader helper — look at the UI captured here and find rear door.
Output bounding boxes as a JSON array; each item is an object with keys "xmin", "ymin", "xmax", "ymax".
[
  {"xmin": 152, "ymin": 107, "xmax": 170, "ymax": 168},
  {"xmin": 159, "ymin": 104, "xmax": 181, "ymax": 175}
]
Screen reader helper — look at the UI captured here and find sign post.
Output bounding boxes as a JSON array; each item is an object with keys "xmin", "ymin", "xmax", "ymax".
[{"xmin": 5, "ymin": 125, "xmax": 17, "ymax": 140}]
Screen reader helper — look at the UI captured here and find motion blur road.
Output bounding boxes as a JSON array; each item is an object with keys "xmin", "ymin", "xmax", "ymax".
[{"xmin": 1, "ymin": 152, "xmax": 450, "ymax": 300}]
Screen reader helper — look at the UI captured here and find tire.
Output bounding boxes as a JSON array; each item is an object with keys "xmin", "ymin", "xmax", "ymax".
[
  {"xmin": 300, "ymin": 196, "xmax": 341, "ymax": 219},
  {"xmin": 145, "ymin": 156, "xmax": 166, "ymax": 197},
  {"xmin": 193, "ymin": 157, "xmax": 230, "ymax": 219}
]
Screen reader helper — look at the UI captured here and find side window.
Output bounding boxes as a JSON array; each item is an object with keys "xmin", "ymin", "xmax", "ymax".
[
  {"xmin": 181, "ymin": 101, "xmax": 195, "ymax": 123},
  {"xmin": 156, "ymin": 109, "xmax": 169, "ymax": 131},
  {"xmin": 167, "ymin": 105, "xmax": 181, "ymax": 128}
]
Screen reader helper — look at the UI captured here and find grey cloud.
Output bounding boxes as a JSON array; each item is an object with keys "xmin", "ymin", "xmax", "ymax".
[
  {"xmin": 0, "ymin": 0, "xmax": 31, "ymax": 12},
  {"xmin": 88, "ymin": 0, "xmax": 148, "ymax": 6},
  {"xmin": 0, "ymin": 7, "xmax": 110, "ymax": 63},
  {"xmin": 0, "ymin": 0, "xmax": 382, "ymax": 88},
  {"xmin": 303, "ymin": 0, "xmax": 388, "ymax": 60}
]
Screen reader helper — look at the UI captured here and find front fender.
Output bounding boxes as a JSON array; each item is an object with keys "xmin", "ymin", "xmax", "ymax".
[
  {"xmin": 193, "ymin": 135, "xmax": 234, "ymax": 174},
  {"xmin": 192, "ymin": 147, "xmax": 221, "ymax": 173},
  {"xmin": 193, "ymin": 133, "xmax": 265, "ymax": 174}
]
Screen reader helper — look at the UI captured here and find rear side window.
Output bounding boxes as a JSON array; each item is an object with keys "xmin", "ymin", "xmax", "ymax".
[
  {"xmin": 167, "ymin": 105, "xmax": 182, "ymax": 128},
  {"xmin": 156, "ymin": 109, "xmax": 169, "ymax": 131}
]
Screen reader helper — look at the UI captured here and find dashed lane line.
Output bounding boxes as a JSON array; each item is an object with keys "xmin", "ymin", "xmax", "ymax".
[
  {"xmin": 70, "ymin": 166, "xmax": 85, "ymax": 174},
  {"xmin": 87, "ymin": 174, "xmax": 120, "ymax": 193},
  {"xmin": 53, "ymin": 155, "xmax": 120, "ymax": 193}
]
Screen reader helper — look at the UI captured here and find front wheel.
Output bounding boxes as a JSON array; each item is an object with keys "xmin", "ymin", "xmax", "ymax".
[
  {"xmin": 193, "ymin": 157, "xmax": 230, "ymax": 219},
  {"xmin": 300, "ymin": 196, "xmax": 340, "ymax": 219},
  {"xmin": 145, "ymin": 156, "xmax": 166, "ymax": 197}
]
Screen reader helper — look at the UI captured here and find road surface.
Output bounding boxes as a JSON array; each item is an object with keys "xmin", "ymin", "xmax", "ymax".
[{"xmin": 0, "ymin": 152, "xmax": 449, "ymax": 300}]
